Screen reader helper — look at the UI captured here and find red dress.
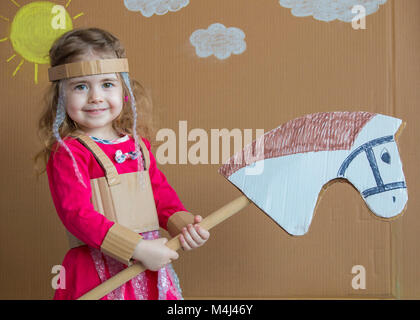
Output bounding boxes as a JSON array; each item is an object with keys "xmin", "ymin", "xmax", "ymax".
[{"xmin": 47, "ymin": 134, "xmax": 186, "ymax": 300}]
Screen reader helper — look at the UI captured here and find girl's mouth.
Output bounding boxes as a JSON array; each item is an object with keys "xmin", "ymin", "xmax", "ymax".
[{"xmin": 85, "ymin": 108, "xmax": 108, "ymax": 114}]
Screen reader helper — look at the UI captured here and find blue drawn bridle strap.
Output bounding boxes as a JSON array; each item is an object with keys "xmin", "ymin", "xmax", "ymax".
[
  {"xmin": 337, "ymin": 135, "xmax": 406, "ymax": 198},
  {"xmin": 338, "ymin": 135, "xmax": 394, "ymax": 176},
  {"xmin": 362, "ymin": 181, "xmax": 407, "ymax": 198}
]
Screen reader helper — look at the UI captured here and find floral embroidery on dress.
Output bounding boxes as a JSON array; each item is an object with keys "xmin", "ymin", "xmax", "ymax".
[{"xmin": 114, "ymin": 150, "xmax": 140, "ymax": 163}]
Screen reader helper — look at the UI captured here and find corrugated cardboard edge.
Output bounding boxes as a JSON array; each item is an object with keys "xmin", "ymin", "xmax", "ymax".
[
  {"xmin": 48, "ymin": 58, "xmax": 129, "ymax": 81},
  {"xmin": 389, "ymin": 122, "xmax": 407, "ymax": 299},
  {"xmin": 387, "ymin": 0, "xmax": 403, "ymax": 300}
]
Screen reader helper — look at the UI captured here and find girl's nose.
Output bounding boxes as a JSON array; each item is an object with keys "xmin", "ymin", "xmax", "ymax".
[
  {"xmin": 89, "ymin": 96, "xmax": 103, "ymax": 104},
  {"xmin": 88, "ymin": 88, "xmax": 103, "ymax": 104}
]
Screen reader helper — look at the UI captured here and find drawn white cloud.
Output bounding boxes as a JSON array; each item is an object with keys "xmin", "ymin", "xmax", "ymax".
[
  {"xmin": 279, "ymin": 0, "xmax": 388, "ymax": 22},
  {"xmin": 124, "ymin": 0, "xmax": 189, "ymax": 17},
  {"xmin": 190, "ymin": 23, "xmax": 246, "ymax": 60}
]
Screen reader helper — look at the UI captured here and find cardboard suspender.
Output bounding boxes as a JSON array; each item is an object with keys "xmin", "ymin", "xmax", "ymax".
[{"xmin": 71, "ymin": 131, "xmax": 150, "ymax": 185}]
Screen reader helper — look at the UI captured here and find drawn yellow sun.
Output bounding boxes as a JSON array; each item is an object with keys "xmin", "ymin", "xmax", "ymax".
[{"xmin": 1, "ymin": 0, "xmax": 84, "ymax": 84}]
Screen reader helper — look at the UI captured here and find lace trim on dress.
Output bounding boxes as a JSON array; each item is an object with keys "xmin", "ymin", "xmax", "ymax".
[
  {"xmin": 88, "ymin": 230, "xmax": 183, "ymax": 300},
  {"xmin": 90, "ymin": 134, "xmax": 130, "ymax": 145}
]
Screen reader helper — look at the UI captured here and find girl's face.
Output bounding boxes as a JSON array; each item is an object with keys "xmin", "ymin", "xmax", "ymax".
[{"xmin": 65, "ymin": 71, "xmax": 123, "ymax": 137}]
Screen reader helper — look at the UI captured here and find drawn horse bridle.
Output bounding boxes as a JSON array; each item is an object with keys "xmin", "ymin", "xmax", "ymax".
[{"xmin": 338, "ymin": 135, "xmax": 407, "ymax": 199}]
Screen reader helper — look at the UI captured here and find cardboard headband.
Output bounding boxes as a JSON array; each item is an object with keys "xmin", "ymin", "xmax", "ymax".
[{"xmin": 48, "ymin": 58, "xmax": 129, "ymax": 82}]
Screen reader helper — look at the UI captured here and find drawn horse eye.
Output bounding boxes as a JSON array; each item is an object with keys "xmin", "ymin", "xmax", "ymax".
[{"xmin": 381, "ymin": 148, "xmax": 391, "ymax": 164}]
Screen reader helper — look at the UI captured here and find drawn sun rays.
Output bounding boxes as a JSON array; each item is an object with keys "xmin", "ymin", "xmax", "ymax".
[{"xmin": 1, "ymin": 0, "xmax": 84, "ymax": 84}]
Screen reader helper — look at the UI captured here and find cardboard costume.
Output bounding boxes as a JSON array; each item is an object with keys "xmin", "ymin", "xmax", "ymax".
[
  {"xmin": 66, "ymin": 131, "xmax": 160, "ymax": 264},
  {"xmin": 47, "ymin": 58, "xmax": 194, "ymax": 299}
]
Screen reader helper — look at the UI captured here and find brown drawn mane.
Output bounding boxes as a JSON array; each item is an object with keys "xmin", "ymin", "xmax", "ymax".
[{"xmin": 219, "ymin": 111, "xmax": 376, "ymax": 178}]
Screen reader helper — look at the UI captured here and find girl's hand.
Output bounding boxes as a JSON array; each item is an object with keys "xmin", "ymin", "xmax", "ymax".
[
  {"xmin": 132, "ymin": 238, "xmax": 179, "ymax": 271},
  {"xmin": 179, "ymin": 215, "xmax": 210, "ymax": 251}
]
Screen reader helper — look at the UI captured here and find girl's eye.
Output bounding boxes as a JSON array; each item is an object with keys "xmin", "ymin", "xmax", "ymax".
[
  {"xmin": 74, "ymin": 84, "xmax": 87, "ymax": 91},
  {"xmin": 103, "ymin": 82, "xmax": 114, "ymax": 89},
  {"xmin": 380, "ymin": 148, "xmax": 391, "ymax": 164}
]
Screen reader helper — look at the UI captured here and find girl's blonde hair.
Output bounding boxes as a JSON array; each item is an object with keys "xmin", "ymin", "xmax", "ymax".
[{"xmin": 33, "ymin": 28, "xmax": 156, "ymax": 178}]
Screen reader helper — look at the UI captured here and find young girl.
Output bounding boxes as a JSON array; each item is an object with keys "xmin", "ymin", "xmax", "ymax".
[{"xmin": 34, "ymin": 28, "xmax": 209, "ymax": 300}]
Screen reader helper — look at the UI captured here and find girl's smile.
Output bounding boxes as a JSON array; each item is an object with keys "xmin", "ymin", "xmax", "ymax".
[{"xmin": 84, "ymin": 107, "xmax": 109, "ymax": 115}]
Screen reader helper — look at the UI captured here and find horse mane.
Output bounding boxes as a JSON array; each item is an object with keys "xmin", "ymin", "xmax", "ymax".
[{"xmin": 219, "ymin": 111, "xmax": 376, "ymax": 178}]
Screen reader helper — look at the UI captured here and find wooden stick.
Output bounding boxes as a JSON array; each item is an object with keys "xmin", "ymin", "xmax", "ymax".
[{"xmin": 77, "ymin": 195, "xmax": 251, "ymax": 300}]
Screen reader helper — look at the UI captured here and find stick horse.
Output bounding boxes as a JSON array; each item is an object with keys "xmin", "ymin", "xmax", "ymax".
[{"xmin": 79, "ymin": 111, "xmax": 408, "ymax": 299}]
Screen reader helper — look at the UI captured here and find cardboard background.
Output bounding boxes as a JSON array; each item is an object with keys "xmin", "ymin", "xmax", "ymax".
[{"xmin": 0, "ymin": 0, "xmax": 418, "ymax": 299}]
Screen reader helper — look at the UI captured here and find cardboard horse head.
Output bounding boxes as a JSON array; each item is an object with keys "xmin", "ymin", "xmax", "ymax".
[{"xmin": 219, "ymin": 111, "xmax": 408, "ymax": 235}]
